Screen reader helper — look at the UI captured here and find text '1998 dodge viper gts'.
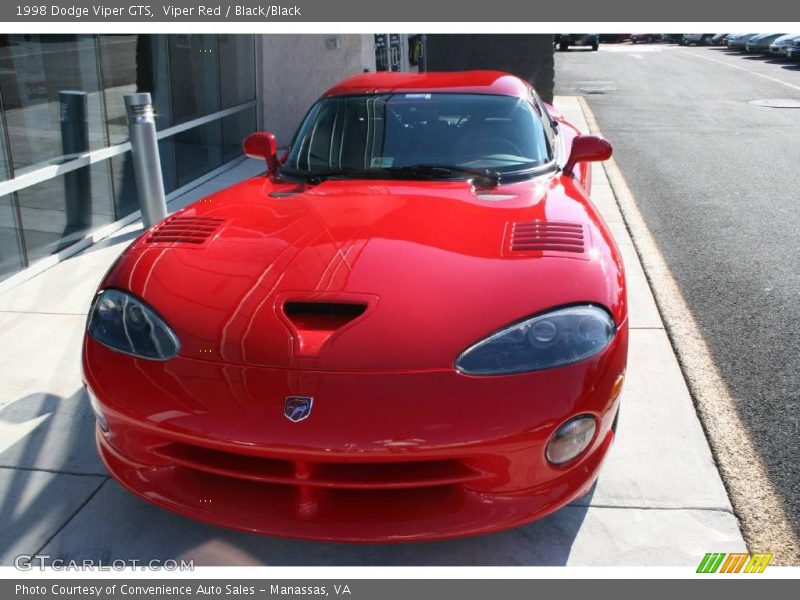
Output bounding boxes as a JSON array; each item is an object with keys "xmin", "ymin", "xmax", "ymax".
[{"xmin": 83, "ymin": 71, "xmax": 627, "ymax": 542}]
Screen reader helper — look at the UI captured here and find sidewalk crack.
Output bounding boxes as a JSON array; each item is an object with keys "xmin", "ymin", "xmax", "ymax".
[
  {"xmin": 571, "ymin": 502, "xmax": 735, "ymax": 515},
  {"xmin": 31, "ymin": 476, "xmax": 109, "ymax": 557},
  {"xmin": 0, "ymin": 464, "xmax": 107, "ymax": 478}
]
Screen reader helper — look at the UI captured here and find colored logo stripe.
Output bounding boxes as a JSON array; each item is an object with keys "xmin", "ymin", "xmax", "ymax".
[
  {"xmin": 697, "ymin": 552, "xmax": 773, "ymax": 573},
  {"xmin": 697, "ymin": 553, "xmax": 726, "ymax": 573},
  {"xmin": 744, "ymin": 554, "xmax": 773, "ymax": 573},
  {"xmin": 720, "ymin": 553, "xmax": 749, "ymax": 573}
]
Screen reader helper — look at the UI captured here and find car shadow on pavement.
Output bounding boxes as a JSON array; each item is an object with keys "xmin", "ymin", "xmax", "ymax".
[
  {"xmin": 40, "ymin": 479, "xmax": 593, "ymax": 566},
  {"xmin": 0, "ymin": 388, "xmax": 591, "ymax": 566},
  {"xmin": 0, "ymin": 389, "xmax": 107, "ymax": 564}
]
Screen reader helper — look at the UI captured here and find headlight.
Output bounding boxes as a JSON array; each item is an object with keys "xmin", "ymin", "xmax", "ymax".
[
  {"xmin": 455, "ymin": 305, "xmax": 615, "ymax": 375},
  {"xmin": 87, "ymin": 289, "xmax": 180, "ymax": 360}
]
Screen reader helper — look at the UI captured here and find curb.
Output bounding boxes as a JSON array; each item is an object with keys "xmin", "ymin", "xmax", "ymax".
[{"xmin": 576, "ymin": 95, "xmax": 800, "ymax": 565}]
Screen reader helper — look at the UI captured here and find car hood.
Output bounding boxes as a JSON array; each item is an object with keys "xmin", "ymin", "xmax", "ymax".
[{"xmin": 101, "ymin": 175, "xmax": 626, "ymax": 371}]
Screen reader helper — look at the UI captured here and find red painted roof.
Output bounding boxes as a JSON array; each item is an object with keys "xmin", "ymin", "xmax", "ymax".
[{"xmin": 322, "ymin": 70, "xmax": 533, "ymax": 98}]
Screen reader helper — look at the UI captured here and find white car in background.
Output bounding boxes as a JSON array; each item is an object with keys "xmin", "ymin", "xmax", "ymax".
[{"xmin": 769, "ymin": 34, "xmax": 800, "ymax": 57}]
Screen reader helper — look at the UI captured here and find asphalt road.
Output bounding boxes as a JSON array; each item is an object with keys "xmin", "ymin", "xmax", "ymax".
[{"xmin": 555, "ymin": 43, "xmax": 800, "ymax": 545}]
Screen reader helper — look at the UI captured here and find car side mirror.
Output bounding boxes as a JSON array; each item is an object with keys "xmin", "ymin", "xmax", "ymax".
[
  {"xmin": 243, "ymin": 132, "xmax": 280, "ymax": 175},
  {"xmin": 563, "ymin": 135, "xmax": 613, "ymax": 177}
]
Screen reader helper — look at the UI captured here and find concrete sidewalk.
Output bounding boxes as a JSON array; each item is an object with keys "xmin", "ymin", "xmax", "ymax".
[{"xmin": 0, "ymin": 100, "xmax": 745, "ymax": 566}]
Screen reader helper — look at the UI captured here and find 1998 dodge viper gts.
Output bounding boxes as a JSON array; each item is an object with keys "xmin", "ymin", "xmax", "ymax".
[{"xmin": 83, "ymin": 71, "xmax": 627, "ymax": 541}]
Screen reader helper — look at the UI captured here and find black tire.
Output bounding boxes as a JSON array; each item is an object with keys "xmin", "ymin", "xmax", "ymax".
[
  {"xmin": 611, "ymin": 407, "xmax": 620, "ymax": 434},
  {"xmin": 559, "ymin": 42, "xmax": 568, "ymax": 51},
  {"xmin": 591, "ymin": 42, "xmax": 599, "ymax": 51}
]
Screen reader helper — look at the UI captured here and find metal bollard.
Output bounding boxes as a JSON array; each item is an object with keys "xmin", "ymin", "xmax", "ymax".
[
  {"xmin": 60, "ymin": 91, "xmax": 92, "ymax": 234},
  {"xmin": 124, "ymin": 93, "xmax": 167, "ymax": 229}
]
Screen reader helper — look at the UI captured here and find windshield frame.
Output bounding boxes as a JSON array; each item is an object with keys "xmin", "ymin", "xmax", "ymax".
[{"xmin": 279, "ymin": 92, "xmax": 558, "ymax": 185}]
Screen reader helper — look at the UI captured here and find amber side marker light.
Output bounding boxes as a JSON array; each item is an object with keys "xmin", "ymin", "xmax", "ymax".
[{"xmin": 610, "ymin": 372, "xmax": 625, "ymax": 401}]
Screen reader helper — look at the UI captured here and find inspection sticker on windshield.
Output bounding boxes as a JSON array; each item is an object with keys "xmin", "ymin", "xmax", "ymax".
[
  {"xmin": 371, "ymin": 157, "xmax": 395, "ymax": 168},
  {"xmin": 404, "ymin": 93, "xmax": 431, "ymax": 99}
]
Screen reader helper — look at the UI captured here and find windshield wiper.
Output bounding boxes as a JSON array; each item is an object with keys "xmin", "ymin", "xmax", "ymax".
[
  {"xmin": 278, "ymin": 164, "xmax": 501, "ymax": 186},
  {"xmin": 385, "ymin": 164, "xmax": 501, "ymax": 186},
  {"xmin": 277, "ymin": 168, "xmax": 335, "ymax": 185}
]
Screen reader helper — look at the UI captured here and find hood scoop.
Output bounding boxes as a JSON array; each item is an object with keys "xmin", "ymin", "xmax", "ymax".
[
  {"xmin": 504, "ymin": 220, "xmax": 588, "ymax": 258},
  {"xmin": 281, "ymin": 300, "xmax": 369, "ymax": 357},
  {"xmin": 146, "ymin": 215, "xmax": 226, "ymax": 246}
]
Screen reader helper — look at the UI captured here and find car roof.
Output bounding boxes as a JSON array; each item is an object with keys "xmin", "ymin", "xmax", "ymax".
[{"xmin": 322, "ymin": 71, "xmax": 533, "ymax": 99}]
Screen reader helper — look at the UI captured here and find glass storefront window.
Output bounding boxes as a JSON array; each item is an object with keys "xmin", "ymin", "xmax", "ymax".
[
  {"xmin": 0, "ymin": 109, "xmax": 23, "ymax": 277},
  {"xmin": 100, "ymin": 34, "xmax": 173, "ymax": 145},
  {"xmin": 15, "ymin": 161, "xmax": 113, "ymax": 263},
  {"xmin": 110, "ymin": 138, "xmax": 177, "ymax": 220},
  {"xmin": 0, "ymin": 110, "xmax": 9, "ymax": 182},
  {"xmin": 219, "ymin": 35, "xmax": 256, "ymax": 108},
  {"xmin": 174, "ymin": 120, "xmax": 222, "ymax": 187},
  {"xmin": 222, "ymin": 107, "xmax": 256, "ymax": 163},
  {"xmin": 0, "ymin": 34, "xmax": 255, "ymax": 283},
  {"xmin": 0, "ymin": 194, "xmax": 25, "ymax": 278},
  {"xmin": 0, "ymin": 34, "xmax": 108, "ymax": 174},
  {"xmin": 169, "ymin": 34, "xmax": 220, "ymax": 124}
]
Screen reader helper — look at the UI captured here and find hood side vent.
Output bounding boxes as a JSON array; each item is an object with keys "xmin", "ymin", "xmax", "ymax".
[
  {"xmin": 146, "ymin": 215, "xmax": 226, "ymax": 246},
  {"xmin": 505, "ymin": 221, "xmax": 588, "ymax": 258}
]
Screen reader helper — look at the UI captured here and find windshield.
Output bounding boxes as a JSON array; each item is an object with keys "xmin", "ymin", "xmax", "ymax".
[{"xmin": 282, "ymin": 93, "xmax": 552, "ymax": 181}]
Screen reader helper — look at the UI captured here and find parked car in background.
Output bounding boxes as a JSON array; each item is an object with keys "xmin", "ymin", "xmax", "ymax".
[
  {"xmin": 788, "ymin": 39, "xmax": 800, "ymax": 60},
  {"xmin": 727, "ymin": 33, "xmax": 759, "ymax": 50},
  {"xmin": 630, "ymin": 34, "xmax": 660, "ymax": 44},
  {"xmin": 769, "ymin": 34, "xmax": 800, "ymax": 57},
  {"xmin": 599, "ymin": 34, "xmax": 629, "ymax": 43},
  {"xmin": 711, "ymin": 34, "xmax": 730, "ymax": 45},
  {"xmin": 681, "ymin": 34, "xmax": 714, "ymax": 45},
  {"xmin": 661, "ymin": 34, "xmax": 684, "ymax": 43},
  {"xmin": 746, "ymin": 33, "xmax": 785, "ymax": 53},
  {"xmin": 555, "ymin": 34, "xmax": 599, "ymax": 51}
]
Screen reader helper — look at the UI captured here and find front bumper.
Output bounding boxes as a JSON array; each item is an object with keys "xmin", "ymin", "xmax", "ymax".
[{"xmin": 84, "ymin": 326, "xmax": 627, "ymax": 542}]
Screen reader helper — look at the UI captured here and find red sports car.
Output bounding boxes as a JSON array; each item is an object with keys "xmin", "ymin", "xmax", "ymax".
[{"xmin": 83, "ymin": 71, "xmax": 627, "ymax": 542}]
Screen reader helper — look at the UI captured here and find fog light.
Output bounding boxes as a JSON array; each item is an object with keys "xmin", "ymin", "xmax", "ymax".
[
  {"xmin": 546, "ymin": 415, "xmax": 596, "ymax": 465},
  {"xmin": 86, "ymin": 386, "xmax": 109, "ymax": 433}
]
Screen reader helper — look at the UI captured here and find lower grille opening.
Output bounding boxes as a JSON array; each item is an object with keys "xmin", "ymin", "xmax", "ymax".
[{"xmin": 155, "ymin": 442, "xmax": 486, "ymax": 490}]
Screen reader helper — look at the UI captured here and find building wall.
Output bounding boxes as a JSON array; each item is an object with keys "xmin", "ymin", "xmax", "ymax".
[
  {"xmin": 424, "ymin": 34, "xmax": 556, "ymax": 103},
  {"xmin": 260, "ymin": 34, "xmax": 376, "ymax": 145}
]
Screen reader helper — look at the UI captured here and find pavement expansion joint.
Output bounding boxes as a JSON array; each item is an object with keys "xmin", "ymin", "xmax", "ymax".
[
  {"xmin": 0, "ymin": 464, "xmax": 109, "ymax": 478},
  {"xmin": 31, "ymin": 477, "xmax": 109, "ymax": 557}
]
